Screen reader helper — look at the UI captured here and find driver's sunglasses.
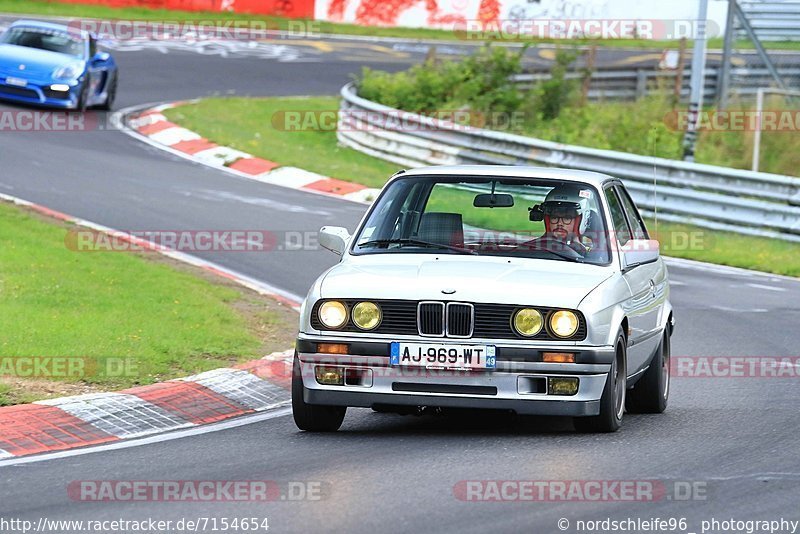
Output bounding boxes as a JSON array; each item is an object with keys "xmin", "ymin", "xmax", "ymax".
[{"xmin": 550, "ymin": 216, "xmax": 575, "ymax": 224}]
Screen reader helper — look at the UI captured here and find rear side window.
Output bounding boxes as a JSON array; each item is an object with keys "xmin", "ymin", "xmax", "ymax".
[
  {"xmin": 616, "ymin": 186, "xmax": 649, "ymax": 240},
  {"xmin": 604, "ymin": 187, "xmax": 631, "ymax": 246}
]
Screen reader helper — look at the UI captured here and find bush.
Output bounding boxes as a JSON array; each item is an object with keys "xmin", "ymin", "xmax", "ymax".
[
  {"xmin": 354, "ymin": 49, "xmax": 796, "ymax": 176},
  {"xmin": 356, "ymin": 45, "xmax": 526, "ymax": 116}
]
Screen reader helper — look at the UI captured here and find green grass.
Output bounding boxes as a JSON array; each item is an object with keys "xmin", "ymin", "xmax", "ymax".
[
  {"xmin": 1, "ymin": 0, "xmax": 799, "ymax": 49},
  {"xmin": 647, "ymin": 219, "xmax": 800, "ymax": 277},
  {"xmin": 164, "ymin": 96, "xmax": 800, "ymax": 278},
  {"xmin": 165, "ymin": 96, "xmax": 400, "ymax": 189},
  {"xmin": 0, "ymin": 201, "xmax": 292, "ymax": 405},
  {"xmin": 515, "ymin": 94, "xmax": 800, "ymax": 178}
]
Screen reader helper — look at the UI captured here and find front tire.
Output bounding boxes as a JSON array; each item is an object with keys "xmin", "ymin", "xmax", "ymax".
[
  {"xmin": 75, "ymin": 81, "xmax": 88, "ymax": 112},
  {"xmin": 292, "ymin": 353, "xmax": 346, "ymax": 432},
  {"xmin": 574, "ymin": 331, "xmax": 626, "ymax": 433},
  {"xmin": 626, "ymin": 330, "xmax": 670, "ymax": 414},
  {"xmin": 98, "ymin": 72, "xmax": 117, "ymax": 111}
]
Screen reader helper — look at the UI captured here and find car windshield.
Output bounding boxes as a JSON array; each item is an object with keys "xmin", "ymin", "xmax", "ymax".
[
  {"xmin": 353, "ymin": 175, "xmax": 612, "ymax": 265},
  {"xmin": 0, "ymin": 27, "xmax": 85, "ymax": 57}
]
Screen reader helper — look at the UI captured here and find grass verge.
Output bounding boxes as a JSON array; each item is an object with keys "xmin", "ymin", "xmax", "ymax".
[
  {"xmin": 1, "ymin": 0, "xmax": 799, "ymax": 49},
  {"xmin": 164, "ymin": 96, "xmax": 800, "ymax": 278},
  {"xmin": 0, "ymin": 201, "xmax": 297, "ymax": 405}
]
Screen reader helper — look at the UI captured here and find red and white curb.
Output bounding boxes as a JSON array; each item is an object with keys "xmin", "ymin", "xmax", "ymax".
[
  {"xmin": 0, "ymin": 350, "xmax": 293, "ymax": 459},
  {"xmin": 0, "ymin": 192, "xmax": 300, "ymax": 458},
  {"xmin": 119, "ymin": 102, "xmax": 380, "ymax": 204}
]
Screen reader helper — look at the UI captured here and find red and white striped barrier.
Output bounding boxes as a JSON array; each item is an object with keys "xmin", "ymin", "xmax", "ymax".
[
  {"xmin": 0, "ymin": 350, "xmax": 293, "ymax": 458},
  {"xmin": 128, "ymin": 103, "xmax": 380, "ymax": 204}
]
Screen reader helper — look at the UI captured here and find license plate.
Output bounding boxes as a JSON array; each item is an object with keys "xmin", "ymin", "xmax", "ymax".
[
  {"xmin": 390, "ymin": 342, "xmax": 496, "ymax": 370},
  {"xmin": 5, "ymin": 76, "xmax": 27, "ymax": 87}
]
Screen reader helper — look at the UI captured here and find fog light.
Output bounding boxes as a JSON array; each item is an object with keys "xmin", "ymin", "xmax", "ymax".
[
  {"xmin": 548, "ymin": 377, "xmax": 579, "ymax": 396},
  {"xmin": 50, "ymin": 84, "xmax": 70, "ymax": 92},
  {"xmin": 315, "ymin": 366, "xmax": 344, "ymax": 385},
  {"xmin": 317, "ymin": 343, "xmax": 349, "ymax": 354},
  {"xmin": 543, "ymin": 352, "xmax": 576, "ymax": 363}
]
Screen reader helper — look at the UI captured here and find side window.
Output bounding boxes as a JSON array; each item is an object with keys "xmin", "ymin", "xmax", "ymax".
[
  {"xmin": 604, "ymin": 187, "xmax": 631, "ymax": 246},
  {"xmin": 88, "ymin": 36, "xmax": 97, "ymax": 58},
  {"xmin": 615, "ymin": 186, "xmax": 648, "ymax": 239}
]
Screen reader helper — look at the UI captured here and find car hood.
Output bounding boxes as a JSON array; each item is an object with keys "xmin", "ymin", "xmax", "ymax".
[
  {"xmin": 320, "ymin": 254, "xmax": 614, "ymax": 309},
  {"xmin": 0, "ymin": 44, "xmax": 80, "ymax": 77}
]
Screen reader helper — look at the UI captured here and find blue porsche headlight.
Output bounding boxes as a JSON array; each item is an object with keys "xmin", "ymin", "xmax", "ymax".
[{"xmin": 52, "ymin": 63, "xmax": 83, "ymax": 80}]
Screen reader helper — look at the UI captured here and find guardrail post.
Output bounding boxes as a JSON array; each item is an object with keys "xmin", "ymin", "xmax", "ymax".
[
  {"xmin": 635, "ymin": 70, "xmax": 648, "ymax": 100},
  {"xmin": 717, "ymin": 0, "xmax": 736, "ymax": 108}
]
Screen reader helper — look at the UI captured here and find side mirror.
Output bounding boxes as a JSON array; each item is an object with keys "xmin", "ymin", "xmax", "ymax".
[
  {"xmin": 319, "ymin": 226, "xmax": 350, "ymax": 255},
  {"xmin": 91, "ymin": 51, "xmax": 110, "ymax": 65},
  {"xmin": 620, "ymin": 239, "xmax": 660, "ymax": 270}
]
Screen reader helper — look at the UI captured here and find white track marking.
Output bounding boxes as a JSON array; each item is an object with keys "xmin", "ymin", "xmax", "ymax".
[
  {"xmin": 0, "ymin": 406, "xmax": 291, "ymax": 467},
  {"xmin": 665, "ymin": 257, "xmax": 799, "ymax": 283},
  {"xmin": 710, "ymin": 305, "xmax": 769, "ymax": 313},
  {"xmin": 746, "ymin": 283, "xmax": 787, "ymax": 292}
]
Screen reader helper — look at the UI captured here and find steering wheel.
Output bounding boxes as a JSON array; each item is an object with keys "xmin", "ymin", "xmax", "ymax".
[{"xmin": 517, "ymin": 235, "xmax": 588, "ymax": 259}]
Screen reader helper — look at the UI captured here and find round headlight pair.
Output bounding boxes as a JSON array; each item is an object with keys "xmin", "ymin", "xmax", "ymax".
[
  {"xmin": 318, "ymin": 301, "xmax": 381, "ymax": 330},
  {"xmin": 512, "ymin": 308, "xmax": 579, "ymax": 338}
]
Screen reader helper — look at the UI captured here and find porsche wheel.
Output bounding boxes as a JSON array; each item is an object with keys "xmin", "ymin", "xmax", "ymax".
[{"xmin": 98, "ymin": 72, "xmax": 117, "ymax": 111}]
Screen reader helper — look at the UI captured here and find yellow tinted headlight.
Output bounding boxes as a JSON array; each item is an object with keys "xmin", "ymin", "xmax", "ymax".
[
  {"xmin": 550, "ymin": 310, "xmax": 579, "ymax": 338},
  {"xmin": 513, "ymin": 308, "xmax": 543, "ymax": 337},
  {"xmin": 318, "ymin": 301, "xmax": 348, "ymax": 329},
  {"xmin": 352, "ymin": 301, "xmax": 381, "ymax": 330}
]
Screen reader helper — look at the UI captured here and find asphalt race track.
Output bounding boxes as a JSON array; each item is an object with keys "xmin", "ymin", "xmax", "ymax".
[{"xmin": 1, "ymin": 24, "xmax": 800, "ymax": 534}]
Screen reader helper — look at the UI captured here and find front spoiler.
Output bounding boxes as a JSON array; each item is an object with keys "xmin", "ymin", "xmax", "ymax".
[{"xmin": 304, "ymin": 387, "xmax": 601, "ymax": 416}]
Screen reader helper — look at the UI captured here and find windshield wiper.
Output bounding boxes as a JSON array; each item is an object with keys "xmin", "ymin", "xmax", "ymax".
[
  {"xmin": 532, "ymin": 247, "xmax": 585, "ymax": 263},
  {"xmin": 357, "ymin": 238, "xmax": 477, "ymax": 255}
]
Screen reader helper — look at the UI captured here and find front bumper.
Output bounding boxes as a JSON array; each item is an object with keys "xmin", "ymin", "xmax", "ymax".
[
  {"xmin": 0, "ymin": 80, "xmax": 79, "ymax": 108},
  {"xmin": 296, "ymin": 336, "xmax": 614, "ymax": 417}
]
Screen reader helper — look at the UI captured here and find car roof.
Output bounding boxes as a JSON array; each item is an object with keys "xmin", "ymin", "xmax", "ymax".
[
  {"xmin": 9, "ymin": 19, "xmax": 88, "ymax": 39},
  {"xmin": 396, "ymin": 165, "xmax": 614, "ymax": 188}
]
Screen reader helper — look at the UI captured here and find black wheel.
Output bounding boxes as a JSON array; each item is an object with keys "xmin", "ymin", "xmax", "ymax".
[
  {"xmin": 98, "ymin": 72, "xmax": 117, "ymax": 111},
  {"xmin": 291, "ymin": 352, "xmax": 346, "ymax": 432},
  {"xmin": 574, "ymin": 330, "xmax": 626, "ymax": 433},
  {"xmin": 75, "ymin": 80, "xmax": 88, "ymax": 112},
  {"xmin": 626, "ymin": 330, "xmax": 670, "ymax": 414}
]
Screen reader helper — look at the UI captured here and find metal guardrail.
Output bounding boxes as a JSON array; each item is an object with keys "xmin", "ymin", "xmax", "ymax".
[
  {"xmin": 338, "ymin": 82, "xmax": 800, "ymax": 242},
  {"xmin": 512, "ymin": 66, "xmax": 800, "ymax": 102},
  {"xmin": 738, "ymin": 0, "xmax": 800, "ymax": 41}
]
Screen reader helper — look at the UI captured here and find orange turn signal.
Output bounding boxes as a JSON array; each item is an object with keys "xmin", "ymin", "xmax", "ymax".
[
  {"xmin": 542, "ymin": 352, "xmax": 576, "ymax": 363},
  {"xmin": 317, "ymin": 343, "xmax": 349, "ymax": 355}
]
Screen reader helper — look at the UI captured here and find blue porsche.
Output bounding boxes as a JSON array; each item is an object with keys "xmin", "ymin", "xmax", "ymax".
[{"xmin": 0, "ymin": 20, "xmax": 118, "ymax": 111}]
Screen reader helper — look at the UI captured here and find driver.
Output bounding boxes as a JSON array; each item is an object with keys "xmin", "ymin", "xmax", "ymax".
[{"xmin": 522, "ymin": 185, "xmax": 590, "ymax": 255}]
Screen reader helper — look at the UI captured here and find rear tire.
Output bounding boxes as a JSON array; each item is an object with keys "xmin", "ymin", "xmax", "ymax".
[
  {"xmin": 574, "ymin": 331, "xmax": 626, "ymax": 433},
  {"xmin": 626, "ymin": 330, "xmax": 670, "ymax": 414},
  {"xmin": 292, "ymin": 353, "xmax": 346, "ymax": 432}
]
